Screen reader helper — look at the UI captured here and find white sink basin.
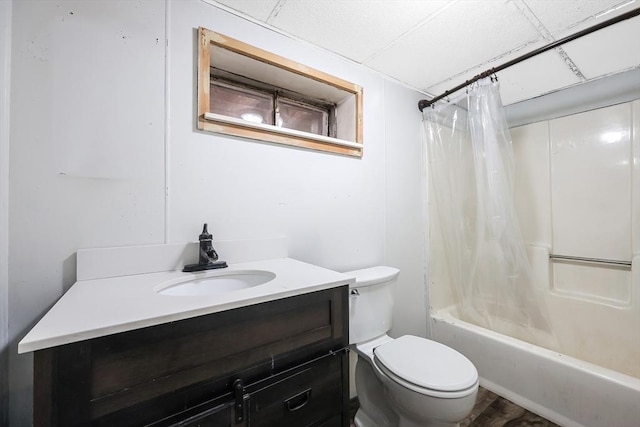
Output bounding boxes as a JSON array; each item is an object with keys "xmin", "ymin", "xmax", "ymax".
[{"xmin": 157, "ymin": 270, "xmax": 276, "ymax": 296}]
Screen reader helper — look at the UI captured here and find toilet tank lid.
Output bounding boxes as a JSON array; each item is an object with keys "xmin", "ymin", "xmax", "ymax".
[
  {"xmin": 374, "ymin": 335, "xmax": 478, "ymax": 392},
  {"xmin": 343, "ymin": 266, "xmax": 399, "ymax": 288}
]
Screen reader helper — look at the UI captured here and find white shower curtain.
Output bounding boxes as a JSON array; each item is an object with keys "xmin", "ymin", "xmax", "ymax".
[{"xmin": 423, "ymin": 78, "xmax": 552, "ymax": 339}]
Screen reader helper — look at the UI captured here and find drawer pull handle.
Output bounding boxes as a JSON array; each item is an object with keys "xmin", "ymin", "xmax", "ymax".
[{"xmin": 284, "ymin": 388, "xmax": 312, "ymax": 412}]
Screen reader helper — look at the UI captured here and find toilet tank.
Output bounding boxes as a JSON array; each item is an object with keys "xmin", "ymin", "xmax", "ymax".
[{"xmin": 345, "ymin": 266, "xmax": 400, "ymax": 345}]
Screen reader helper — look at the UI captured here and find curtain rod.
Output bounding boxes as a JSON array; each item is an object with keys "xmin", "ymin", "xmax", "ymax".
[{"xmin": 418, "ymin": 6, "xmax": 640, "ymax": 112}]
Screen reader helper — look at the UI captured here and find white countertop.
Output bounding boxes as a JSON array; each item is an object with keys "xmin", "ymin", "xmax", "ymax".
[{"xmin": 18, "ymin": 257, "xmax": 353, "ymax": 354}]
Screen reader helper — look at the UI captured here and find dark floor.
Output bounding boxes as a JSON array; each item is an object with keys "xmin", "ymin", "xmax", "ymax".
[
  {"xmin": 350, "ymin": 387, "xmax": 560, "ymax": 427},
  {"xmin": 462, "ymin": 387, "xmax": 560, "ymax": 427}
]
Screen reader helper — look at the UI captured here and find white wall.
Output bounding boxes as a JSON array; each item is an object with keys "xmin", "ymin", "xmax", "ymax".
[
  {"xmin": 384, "ymin": 80, "xmax": 429, "ymax": 338},
  {"xmin": 6, "ymin": 0, "xmax": 427, "ymax": 424},
  {"xmin": 167, "ymin": 2, "xmax": 387, "ymax": 269},
  {"xmin": 8, "ymin": 1, "xmax": 166, "ymax": 423},
  {"xmin": 0, "ymin": 1, "xmax": 12, "ymax": 424}
]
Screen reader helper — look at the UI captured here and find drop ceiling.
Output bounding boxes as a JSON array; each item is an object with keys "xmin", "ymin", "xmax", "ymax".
[{"xmin": 209, "ymin": 0, "xmax": 640, "ymax": 106}]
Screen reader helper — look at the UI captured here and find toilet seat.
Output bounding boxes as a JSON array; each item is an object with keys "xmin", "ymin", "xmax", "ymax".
[{"xmin": 373, "ymin": 335, "xmax": 478, "ymax": 399}]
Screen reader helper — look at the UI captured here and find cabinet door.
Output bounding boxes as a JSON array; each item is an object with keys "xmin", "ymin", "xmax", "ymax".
[
  {"xmin": 147, "ymin": 396, "xmax": 247, "ymax": 427},
  {"xmin": 247, "ymin": 353, "xmax": 344, "ymax": 427},
  {"xmin": 166, "ymin": 403, "xmax": 235, "ymax": 427}
]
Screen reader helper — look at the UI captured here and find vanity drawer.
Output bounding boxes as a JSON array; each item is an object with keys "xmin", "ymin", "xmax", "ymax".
[
  {"xmin": 90, "ymin": 286, "xmax": 344, "ymax": 410},
  {"xmin": 144, "ymin": 350, "xmax": 347, "ymax": 427},
  {"xmin": 247, "ymin": 352, "xmax": 344, "ymax": 427}
]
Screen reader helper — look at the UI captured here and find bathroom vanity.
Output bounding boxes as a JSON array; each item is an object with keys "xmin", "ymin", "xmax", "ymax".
[
  {"xmin": 33, "ymin": 286, "xmax": 348, "ymax": 426},
  {"xmin": 20, "ymin": 244, "xmax": 353, "ymax": 427}
]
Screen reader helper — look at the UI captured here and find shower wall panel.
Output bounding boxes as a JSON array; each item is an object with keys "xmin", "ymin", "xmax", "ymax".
[
  {"xmin": 512, "ymin": 121, "xmax": 551, "ymax": 247},
  {"xmin": 428, "ymin": 99, "xmax": 640, "ymax": 377},
  {"xmin": 512, "ymin": 101, "xmax": 639, "ymax": 376},
  {"xmin": 549, "ymin": 103, "xmax": 632, "ymax": 263},
  {"xmin": 548, "ymin": 103, "xmax": 634, "ymax": 305}
]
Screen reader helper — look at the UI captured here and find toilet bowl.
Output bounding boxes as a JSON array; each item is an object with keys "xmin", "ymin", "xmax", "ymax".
[{"xmin": 346, "ymin": 267, "xmax": 478, "ymax": 427}]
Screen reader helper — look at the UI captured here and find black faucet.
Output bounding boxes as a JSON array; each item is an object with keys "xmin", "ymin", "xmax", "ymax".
[{"xmin": 183, "ymin": 223, "xmax": 228, "ymax": 272}]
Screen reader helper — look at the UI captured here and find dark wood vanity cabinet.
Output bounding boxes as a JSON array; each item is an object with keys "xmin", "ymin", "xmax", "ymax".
[{"xmin": 33, "ymin": 286, "xmax": 349, "ymax": 427}]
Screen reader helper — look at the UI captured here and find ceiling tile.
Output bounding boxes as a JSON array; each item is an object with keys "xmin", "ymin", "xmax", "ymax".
[
  {"xmin": 422, "ymin": 38, "xmax": 547, "ymax": 98},
  {"xmin": 562, "ymin": 15, "xmax": 640, "ymax": 79},
  {"xmin": 365, "ymin": 0, "xmax": 542, "ymax": 91},
  {"xmin": 267, "ymin": 0, "xmax": 449, "ymax": 63},
  {"xmin": 215, "ymin": 0, "xmax": 281, "ymax": 21},
  {"xmin": 496, "ymin": 51, "xmax": 583, "ymax": 104},
  {"xmin": 210, "ymin": 0, "xmax": 639, "ymax": 105},
  {"xmin": 423, "ymin": 44, "xmax": 582, "ymax": 105},
  {"xmin": 523, "ymin": 0, "xmax": 629, "ymax": 34}
]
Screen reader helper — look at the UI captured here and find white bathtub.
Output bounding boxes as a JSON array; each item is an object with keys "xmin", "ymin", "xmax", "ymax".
[{"xmin": 431, "ymin": 309, "xmax": 640, "ymax": 427}]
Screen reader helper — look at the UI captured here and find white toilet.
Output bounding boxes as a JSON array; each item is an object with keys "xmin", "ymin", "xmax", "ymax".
[{"xmin": 346, "ymin": 266, "xmax": 479, "ymax": 427}]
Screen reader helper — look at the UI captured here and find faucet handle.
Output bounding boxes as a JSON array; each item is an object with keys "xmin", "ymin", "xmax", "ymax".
[
  {"xmin": 184, "ymin": 222, "xmax": 227, "ymax": 272},
  {"xmin": 199, "ymin": 223, "xmax": 212, "ymax": 241}
]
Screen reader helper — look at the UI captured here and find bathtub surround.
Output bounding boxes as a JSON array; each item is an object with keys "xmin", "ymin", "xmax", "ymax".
[
  {"xmin": 505, "ymin": 68, "xmax": 640, "ymax": 128},
  {"xmin": 429, "ymin": 99, "xmax": 640, "ymax": 426}
]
